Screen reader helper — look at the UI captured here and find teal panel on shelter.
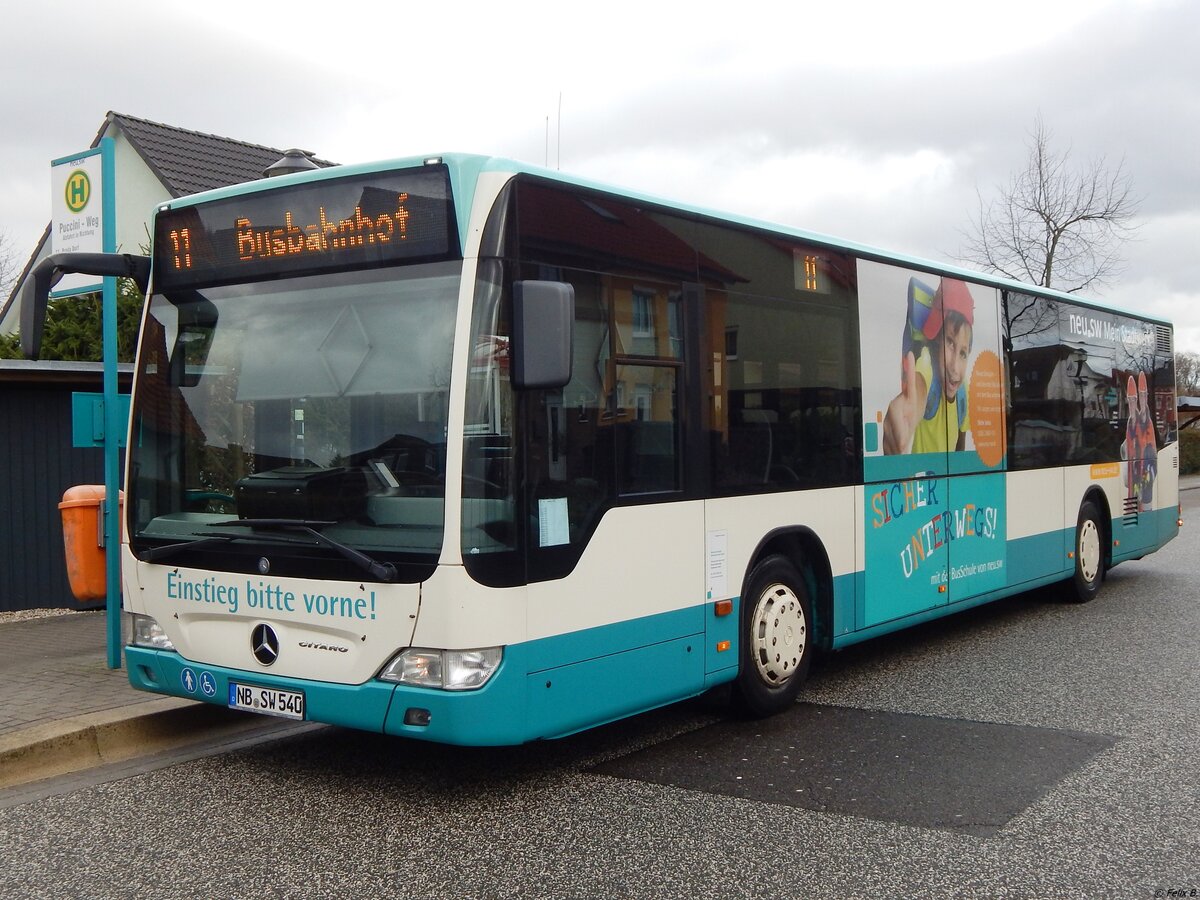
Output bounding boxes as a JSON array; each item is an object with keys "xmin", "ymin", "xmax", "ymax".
[{"xmin": 71, "ymin": 392, "xmax": 130, "ymax": 448}]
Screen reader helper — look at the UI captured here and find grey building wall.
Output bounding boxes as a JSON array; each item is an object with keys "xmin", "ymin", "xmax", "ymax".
[{"xmin": 1, "ymin": 364, "xmax": 128, "ymax": 612}]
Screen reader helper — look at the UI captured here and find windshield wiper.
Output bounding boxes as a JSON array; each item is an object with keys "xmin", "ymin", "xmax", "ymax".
[
  {"xmin": 138, "ymin": 534, "xmax": 237, "ymax": 563},
  {"xmin": 136, "ymin": 530, "xmax": 313, "ymax": 564},
  {"xmin": 213, "ymin": 518, "xmax": 398, "ymax": 583}
]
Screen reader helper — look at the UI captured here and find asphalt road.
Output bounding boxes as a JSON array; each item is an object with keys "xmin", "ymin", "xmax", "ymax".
[{"xmin": 1, "ymin": 495, "xmax": 1197, "ymax": 899}]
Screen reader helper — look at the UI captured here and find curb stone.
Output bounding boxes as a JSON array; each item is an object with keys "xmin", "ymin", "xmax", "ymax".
[{"xmin": 0, "ymin": 698, "xmax": 267, "ymax": 790}]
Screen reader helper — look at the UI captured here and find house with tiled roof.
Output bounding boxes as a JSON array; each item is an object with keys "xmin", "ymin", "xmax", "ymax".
[
  {"xmin": 0, "ymin": 110, "xmax": 334, "ymax": 333},
  {"xmin": 0, "ymin": 113, "xmax": 333, "ymax": 611}
]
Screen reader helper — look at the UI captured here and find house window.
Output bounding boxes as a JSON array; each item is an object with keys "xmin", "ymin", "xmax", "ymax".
[{"xmin": 632, "ymin": 290, "xmax": 655, "ymax": 338}]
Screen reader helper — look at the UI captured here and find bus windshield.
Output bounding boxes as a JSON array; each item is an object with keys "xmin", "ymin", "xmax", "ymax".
[{"xmin": 129, "ymin": 261, "xmax": 461, "ymax": 574}]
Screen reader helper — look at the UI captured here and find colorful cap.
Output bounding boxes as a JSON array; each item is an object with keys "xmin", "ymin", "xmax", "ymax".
[{"xmin": 921, "ymin": 278, "xmax": 975, "ymax": 340}]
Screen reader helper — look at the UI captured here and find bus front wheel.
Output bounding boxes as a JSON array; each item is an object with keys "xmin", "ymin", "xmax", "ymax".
[
  {"xmin": 1071, "ymin": 500, "xmax": 1106, "ymax": 603},
  {"xmin": 731, "ymin": 555, "xmax": 813, "ymax": 717}
]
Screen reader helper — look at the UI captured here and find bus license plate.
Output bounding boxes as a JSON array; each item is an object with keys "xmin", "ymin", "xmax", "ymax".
[{"xmin": 229, "ymin": 682, "xmax": 305, "ymax": 720}]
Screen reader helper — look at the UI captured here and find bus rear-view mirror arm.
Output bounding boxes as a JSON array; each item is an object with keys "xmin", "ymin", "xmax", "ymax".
[
  {"xmin": 511, "ymin": 280, "xmax": 574, "ymax": 390},
  {"xmin": 22, "ymin": 252, "xmax": 151, "ymax": 360}
]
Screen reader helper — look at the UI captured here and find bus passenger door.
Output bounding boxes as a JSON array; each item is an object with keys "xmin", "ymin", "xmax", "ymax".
[
  {"xmin": 945, "ymin": 280, "xmax": 1008, "ymax": 604},
  {"xmin": 945, "ymin": 472, "xmax": 1008, "ymax": 604},
  {"xmin": 859, "ymin": 268, "xmax": 995, "ymax": 627},
  {"xmin": 863, "ymin": 475, "xmax": 950, "ymax": 626}
]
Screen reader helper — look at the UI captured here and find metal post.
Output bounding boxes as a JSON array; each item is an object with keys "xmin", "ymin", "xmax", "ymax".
[{"xmin": 100, "ymin": 137, "xmax": 121, "ymax": 670}]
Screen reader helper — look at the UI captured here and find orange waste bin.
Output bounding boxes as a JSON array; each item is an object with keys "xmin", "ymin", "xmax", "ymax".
[{"xmin": 58, "ymin": 485, "xmax": 124, "ymax": 602}]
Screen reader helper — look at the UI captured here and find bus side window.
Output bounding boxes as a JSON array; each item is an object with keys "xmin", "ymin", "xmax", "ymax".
[
  {"xmin": 614, "ymin": 364, "xmax": 680, "ymax": 495},
  {"xmin": 527, "ymin": 272, "xmax": 613, "ymax": 549}
]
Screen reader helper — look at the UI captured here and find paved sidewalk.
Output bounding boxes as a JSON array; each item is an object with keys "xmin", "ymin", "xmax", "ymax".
[
  {"xmin": 0, "ymin": 610, "xmax": 279, "ymax": 792},
  {"xmin": 0, "ymin": 611, "xmax": 148, "ymax": 737}
]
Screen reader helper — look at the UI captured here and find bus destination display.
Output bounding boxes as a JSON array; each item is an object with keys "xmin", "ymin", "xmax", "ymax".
[{"xmin": 154, "ymin": 166, "xmax": 456, "ymax": 289}]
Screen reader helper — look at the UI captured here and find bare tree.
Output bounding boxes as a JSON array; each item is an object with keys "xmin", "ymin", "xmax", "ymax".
[
  {"xmin": 0, "ymin": 230, "xmax": 17, "ymax": 302},
  {"xmin": 1175, "ymin": 351, "xmax": 1200, "ymax": 397},
  {"xmin": 960, "ymin": 115, "xmax": 1139, "ymax": 294}
]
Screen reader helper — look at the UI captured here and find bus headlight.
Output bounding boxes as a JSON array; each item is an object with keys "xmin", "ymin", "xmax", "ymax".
[
  {"xmin": 379, "ymin": 647, "xmax": 502, "ymax": 690},
  {"xmin": 129, "ymin": 613, "xmax": 176, "ymax": 651}
]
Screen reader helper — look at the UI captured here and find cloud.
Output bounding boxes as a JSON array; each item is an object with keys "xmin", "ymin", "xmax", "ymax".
[{"xmin": 2, "ymin": 0, "xmax": 1196, "ymax": 347}]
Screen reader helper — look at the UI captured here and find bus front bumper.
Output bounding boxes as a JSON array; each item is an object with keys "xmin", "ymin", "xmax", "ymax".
[{"xmin": 124, "ymin": 645, "xmax": 531, "ymax": 746}]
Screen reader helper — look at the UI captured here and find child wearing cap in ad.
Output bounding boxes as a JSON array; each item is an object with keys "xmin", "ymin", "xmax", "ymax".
[{"xmin": 883, "ymin": 277, "xmax": 975, "ymax": 454}]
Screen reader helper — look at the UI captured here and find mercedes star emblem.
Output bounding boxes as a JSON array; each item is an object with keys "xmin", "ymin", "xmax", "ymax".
[{"xmin": 251, "ymin": 623, "xmax": 279, "ymax": 666}]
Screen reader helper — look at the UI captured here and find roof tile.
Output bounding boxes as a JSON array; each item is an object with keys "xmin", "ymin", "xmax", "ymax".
[{"xmin": 106, "ymin": 111, "xmax": 336, "ymax": 196}]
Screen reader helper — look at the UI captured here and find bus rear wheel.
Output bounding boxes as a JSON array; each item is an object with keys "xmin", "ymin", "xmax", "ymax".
[
  {"xmin": 731, "ymin": 555, "xmax": 813, "ymax": 717},
  {"xmin": 1070, "ymin": 500, "xmax": 1106, "ymax": 603}
]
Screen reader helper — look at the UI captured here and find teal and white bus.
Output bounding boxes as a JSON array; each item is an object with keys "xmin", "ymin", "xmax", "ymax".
[{"xmin": 29, "ymin": 154, "xmax": 1181, "ymax": 744}]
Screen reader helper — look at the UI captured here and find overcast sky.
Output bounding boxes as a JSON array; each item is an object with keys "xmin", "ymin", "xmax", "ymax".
[{"xmin": 2, "ymin": 0, "xmax": 1197, "ymax": 348}]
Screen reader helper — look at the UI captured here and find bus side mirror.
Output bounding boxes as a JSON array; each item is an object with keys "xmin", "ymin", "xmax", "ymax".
[
  {"xmin": 512, "ymin": 280, "xmax": 574, "ymax": 390},
  {"xmin": 21, "ymin": 252, "xmax": 150, "ymax": 359}
]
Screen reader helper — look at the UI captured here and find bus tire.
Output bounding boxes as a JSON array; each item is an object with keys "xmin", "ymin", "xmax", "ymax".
[
  {"xmin": 1070, "ymin": 500, "xmax": 1106, "ymax": 603},
  {"xmin": 731, "ymin": 555, "xmax": 813, "ymax": 717}
]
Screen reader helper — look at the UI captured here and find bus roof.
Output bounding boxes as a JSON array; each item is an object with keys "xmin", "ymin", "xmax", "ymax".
[{"xmin": 157, "ymin": 152, "xmax": 1170, "ymax": 329}]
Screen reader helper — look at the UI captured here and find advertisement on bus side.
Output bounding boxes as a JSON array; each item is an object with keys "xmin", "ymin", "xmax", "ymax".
[{"xmin": 858, "ymin": 261, "xmax": 1008, "ymax": 624}]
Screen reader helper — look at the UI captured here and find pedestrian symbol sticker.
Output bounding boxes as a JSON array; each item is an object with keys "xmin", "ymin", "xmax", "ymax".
[
  {"xmin": 200, "ymin": 672, "xmax": 217, "ymax": 697},
  {"xmin": 181, "ymin": 668, "xmax": 198, "ymax": 694}
]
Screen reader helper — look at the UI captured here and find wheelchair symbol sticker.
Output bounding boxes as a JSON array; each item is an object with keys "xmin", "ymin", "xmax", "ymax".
[{"xmin": 199, "ymin": 672, "xmax": 217, "ymax": 697}]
